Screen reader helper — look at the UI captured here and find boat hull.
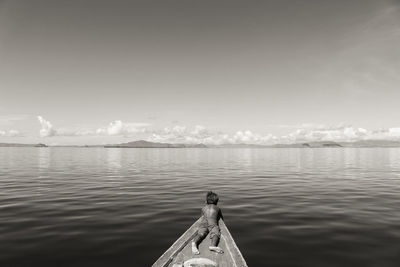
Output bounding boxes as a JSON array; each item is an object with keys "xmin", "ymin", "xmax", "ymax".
[{"xmin": 152, "ymin": 217, "xmax": 247, "ymax": 267}]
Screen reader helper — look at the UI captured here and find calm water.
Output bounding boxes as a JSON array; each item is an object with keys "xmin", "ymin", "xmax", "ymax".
[{"xmin": 1, "ymin": 147, "xmax": 400, "ymax": 267}]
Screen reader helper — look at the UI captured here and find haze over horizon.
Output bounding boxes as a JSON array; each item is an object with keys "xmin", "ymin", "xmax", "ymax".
[{"xmin": 1, "ymin": 0, "xmax": 400, "ymax": 145}]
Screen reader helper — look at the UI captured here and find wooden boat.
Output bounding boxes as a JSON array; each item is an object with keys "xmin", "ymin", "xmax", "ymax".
[{"xmin": 152, "ymin": 217, "xmax": 248, "ymax": 267}]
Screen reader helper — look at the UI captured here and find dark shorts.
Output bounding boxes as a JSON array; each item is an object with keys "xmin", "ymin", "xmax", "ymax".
[{"xmin": 198, "ymin": 222, "xmax": 221, "ymax": 239}]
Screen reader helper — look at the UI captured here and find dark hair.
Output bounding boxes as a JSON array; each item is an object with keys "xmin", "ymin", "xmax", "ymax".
[{"xmin": 206, "ymin": 191, "xmax": 219, "ymax": 204}]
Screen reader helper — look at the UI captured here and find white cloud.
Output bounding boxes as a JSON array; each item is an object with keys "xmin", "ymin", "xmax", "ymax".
[
  {"xmin": 37, "ymin": 116, "xmax": 149, "ymax": 137},
  {"xmin": 280, "ymin": 124, "xmax": 400, "ymax": 143},
  {"xmin": 0, "ymin": 129, "xmax": 22, "ymax": 137},
  {"xmin": 96, "ymin": 120, "xmax": 149, "ymax": 136},
  {"xmin": 230, "ymin": 130, "xmax": 276, "ymax": 144},
  {"xmin": 147, "ymin": 125, "xmax": 277, "ymax": 145},
  {"xmin": 150, "ymin": 125, "xmax": 208, "ymax": 144},
  {"xmin": 38, "ymin": 116, "xmax": 57, "ymax": 137},
  {"xmin": 34, "ymin": 116, "xmax": 400, "ymax": 144},
  {"xmin": 367, "ymin": 127, "xmax": 400, "ymax": 140},
  {"xmin": 388, "ymin": 128, "xmax": 400, "ymax": 136}
]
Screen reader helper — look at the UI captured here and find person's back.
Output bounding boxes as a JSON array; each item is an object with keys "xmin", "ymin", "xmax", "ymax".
[
  {"xmin": 192, "ymin": 191, "xmax": 224, "ymax": 254},
  {"xmin": 202, "ymin": 204, "xmax": 221, "ymax": 227}
]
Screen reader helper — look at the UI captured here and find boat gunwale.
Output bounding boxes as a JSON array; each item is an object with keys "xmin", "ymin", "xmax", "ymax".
[
  {"xmin": 220, "ymin": 219, "xmax": 248, "ymax": 267},
  {"xmin": 152, "ymin": 217, "xmax": 203, "ymax": 267}
]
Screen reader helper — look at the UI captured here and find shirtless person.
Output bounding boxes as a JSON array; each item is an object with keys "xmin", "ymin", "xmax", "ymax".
[{"xmin": 192, "ymin": 191, "xmax": 224, "ymax": 254}]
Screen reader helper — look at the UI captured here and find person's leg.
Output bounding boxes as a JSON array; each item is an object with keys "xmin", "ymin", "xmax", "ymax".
[
  {"xmin": 208, "ymin": 226, "xmax": 223, "ymax": 254},
  {"xmin": 192, "ymin": 228, "xmax": 208, "ymax": 254},
  {"xmin": 193, "ymin": 232, "xmax": 206, "ymax": 247},
  {"xmin": 210, "ymin": 235, "xmax": 219, "ymax": 247},
  {"xmin": 191, "ymin": 234, "xmax": 201, "ymax": 255}
]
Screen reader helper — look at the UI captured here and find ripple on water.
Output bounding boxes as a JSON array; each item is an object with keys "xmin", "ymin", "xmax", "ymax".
[{"xmin": 1, "ymin": 148, "xmax": 400, "ymax": 266}]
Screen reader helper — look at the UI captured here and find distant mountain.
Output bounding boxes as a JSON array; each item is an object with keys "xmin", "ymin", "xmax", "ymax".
[
  {"xmin": 107, "ymin": 140, "xmax": 400, "ymax": 149},
  {"xmin": 104, "ymin": 140, "xmax": 207, "ymax": 148},
  {"xmin": 2, "ymin": 140, "xmax": 398, "ymax": 149},
  {"xmin": 50, "ymin": 145, "xmax": 104, "ymax": 148},
  {"xmin": 0, "ymin": 143, "xmax": 47, "ymax": 147},
  {"xmin": 212, "ymin": 143, "xmax": 270, "ymax": 148},
  {"xmin": 211, "ymin": 140, "xmax": 400, "ymax": 148},
  {"xmin": 338, "ymin": 140, "xmax": 400, "ymax": 147},
  {"xmin": 272, "ymin": 141, "xmax": 343, "ymax": 148},
  {"xmin": 271, "ymin": 140, "xmax": 400, "ymax": 148},
  {"xmin": 212, "ymin": 141, "xmax": 343, "ymax": 148}
]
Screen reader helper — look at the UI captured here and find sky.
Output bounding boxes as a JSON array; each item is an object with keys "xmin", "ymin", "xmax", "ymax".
[{"xmin": 0, "ymin": 0, "xmax": 400, "ymax": 145}]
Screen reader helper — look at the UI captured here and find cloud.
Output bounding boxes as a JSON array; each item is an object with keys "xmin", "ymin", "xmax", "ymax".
[
  {"xmin": 282, "ymin": 126, "xmax": 366, "ymax": 143},
  {"xmin": 35, "ymin": 116, "xmax": 400, "ymax": 144},
  {"xmin": 0, "ymin": 129, "xmax": 22, "ymax": 137},
  {"xmin": 230, "ymin": 131, "xmax": 276, "ymax": 144},
  {"xmin": 37, "ymin": 116, "xmax": 149, "ymax": 137},
  {"xmin": 96, "ymin": 120, "xmax": 149, "ymax": 136},
  {"xmin": 367, "ymin": 127, "xmax": 400, "ymax": 140},
  {"xmin": 280, "ymin": 124, "xmax": 400, "ymax": 143},
  {"xmin": 147, "ymin": 124, "xmax": 395, "ymax": 145},
  {"xmin": 38, "ymin": 116, "xmax": 57, "ymax": 137},
  {"xmin": 148, "ymin": 125, "xmax": 277, "ymax": 145},
  {"xmin": 389, "ymin": 128, "xmax": 400, "ymax": 136},
  {"xmin": 150, "ymin": 125, "xmax": 209, "ymax": 144}
]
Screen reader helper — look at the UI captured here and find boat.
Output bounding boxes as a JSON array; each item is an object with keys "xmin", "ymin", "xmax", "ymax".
[{"xmin": 152, "ymin": 217, "xmax": 248, "ymax": 267}]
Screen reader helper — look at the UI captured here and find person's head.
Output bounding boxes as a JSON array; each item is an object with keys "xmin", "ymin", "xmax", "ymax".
[{"xmin": 206, "ymin": 191, "xmax": 219, "ymax": 205}]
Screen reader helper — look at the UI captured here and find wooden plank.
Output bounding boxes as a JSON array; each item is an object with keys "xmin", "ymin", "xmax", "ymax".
[
  {"xmin": 220, "ymin": 220, "xmax": 248, "ymax": 267},
  {"xmin": 152, "ymin": 217, "xmax": 203, "ymax": 267}
]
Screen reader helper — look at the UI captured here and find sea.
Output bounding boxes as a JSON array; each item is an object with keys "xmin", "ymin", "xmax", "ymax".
[{"xmin": 1, "ymin": 147, "xmax": 400, "ymax": 267}]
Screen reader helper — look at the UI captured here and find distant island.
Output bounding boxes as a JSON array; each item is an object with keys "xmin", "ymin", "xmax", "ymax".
[
  {"xmin": 2, "ymin": 140, "xmax": 400, "ymax": 148},
  {"xmin": 0, "ymin": 143, "xmax": 47, "ymax": 147},
  {"xmin": 104, "ymin": 140, "xmax": 207, "ymax": 148},
  {"xmin": 215, "ymin": 140, "xmax": 400, "ymax": 148},
  {"xmin": 104, "ymin": 140, "xmax": 400, "ymax": 148},
  {"xmin": 269, "ymin": 140, "xmax": 400, "ymax": 148}
]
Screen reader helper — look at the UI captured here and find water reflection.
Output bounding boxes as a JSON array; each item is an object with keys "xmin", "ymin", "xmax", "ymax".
[
  {"xmin": 106, "ymin": 148, "xmax": 122, "ymax": 170},
  {"xmin": 38, "ymin": 147, "xmax": 50, "ymax": 170}
]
